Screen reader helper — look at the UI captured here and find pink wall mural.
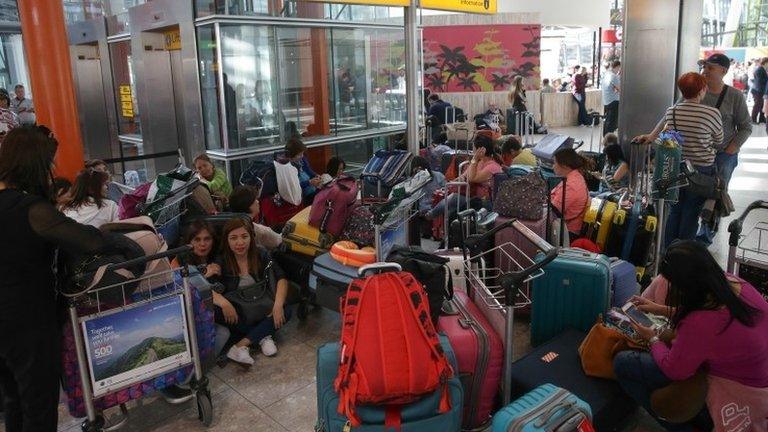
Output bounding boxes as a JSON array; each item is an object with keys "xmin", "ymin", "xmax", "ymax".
[{"xmin": 422, "ymin": 24, "xmax": 541, "ymax": 93}]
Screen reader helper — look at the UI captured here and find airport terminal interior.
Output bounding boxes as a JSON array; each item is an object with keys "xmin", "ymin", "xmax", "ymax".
[{"xmin": 1, "ymin": 0, "xmax": 768, "ymax": 431}]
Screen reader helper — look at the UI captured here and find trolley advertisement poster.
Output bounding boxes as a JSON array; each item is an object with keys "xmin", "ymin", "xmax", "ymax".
[{"xmin": 82, "ymin": 294, "xmax": 192, "ymax": 397}]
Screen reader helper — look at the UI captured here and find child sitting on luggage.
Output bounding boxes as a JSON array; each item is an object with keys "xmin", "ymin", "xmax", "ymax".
[
  {"xmin": 614, "ymin": 241, "xmax": 768, "ymax": 432},
  {"xmin": 228, "ymin": 186, "xmax": 283, "ymax": 250},
  {"xmin": 425, "ymin": 135, "xmax": 503, "ymax": 221},
  {"xmin": 500, "ymin": 135, "xmax": 536, "ymax": 167},
  {"xmin": 216, "ymin": 218, "xmax": 291, "ymax": 365},
  {"xmin": 194, "ymin": 154, "xmax": 233, "ymax": 204},
  {"xmin": 550, "ymin": 148, "xmax": 591, "ymax": 238},
  {"xmin": 62, "ymin": 168, "xmax": 120, "ymax": 228}
]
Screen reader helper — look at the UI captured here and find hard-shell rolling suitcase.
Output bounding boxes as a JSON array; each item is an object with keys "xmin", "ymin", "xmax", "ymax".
[
  {"xmin": 282, "ymin": 206, "xmax": 334, "ymax": 257},
  {"xmin": 581, "ymin": 197, "xmax": 618, "ymax": 251},
  {"xmin": 491, "ymin": 384, "xmax": 593, "ymax": 432},
  {"xmin": 508, "ymin": 330, "xmax": 636, "ymax": 431},
  {"xmin": 610, "ymin": 259, "xmax": 639, "ymax": 307},
  {"xmin": 309, "ymin": 252, "xmax": 358, "ymax": 311},
  {"xmin": 530, "ymin": 249, "xmax": 610, "ymax": 346},
  {"xmin": 494, "ymin": 216, "xmax": 547, "ymax": 275},
  {"xmin": 531, "ymin": 135, "xmax": 574, "ymax": 167},
  {"xmin": 603, "ymin": 204, "xmax": 657, "ymax": 273},
  {"xmin": 438, "ymin": 291, "xmax": 503, "ymax": 430},
  {"xmin": 315, "ymin": 335, "xmax": 463, "ymax": 432}
]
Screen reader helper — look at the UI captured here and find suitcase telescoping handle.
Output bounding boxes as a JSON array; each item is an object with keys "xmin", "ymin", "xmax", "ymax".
[
  {"xmin": 358, "ymin": 262, "xmax": 402, "ymax": 277},
  {"xmin": 103, "ymin": 245, "xmax": 193, "ymax": 273}
]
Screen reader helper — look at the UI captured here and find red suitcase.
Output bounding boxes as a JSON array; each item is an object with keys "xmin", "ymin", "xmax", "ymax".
[{"xmin": 438, "ymin": 290, "xmax": 503, "ymax": 430}]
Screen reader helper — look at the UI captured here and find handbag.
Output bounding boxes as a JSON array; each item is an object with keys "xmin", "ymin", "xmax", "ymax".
[
  {"xmin": 222, "ymin": 263, "xmax": 276, "ymax": 326},
  {"xmin": 578, "ymin": 316, "xmax": 645, "ymax": 380},
  {"xmin": 274, "ymin": 160, "xmax": 303, "ymax": 206}
]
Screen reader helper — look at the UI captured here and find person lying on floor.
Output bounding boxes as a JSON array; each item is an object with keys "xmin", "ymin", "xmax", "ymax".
[
  {"xmin": 614, "ymin": 240, "xmax": 768, "ymax": 432},
  {"xmin": 424, "ymin": 134, "xmax": 503, "ymax": 221}
]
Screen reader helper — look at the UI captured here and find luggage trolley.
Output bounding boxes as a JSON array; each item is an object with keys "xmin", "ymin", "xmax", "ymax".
[
  {"xmin": 461, "ymin": 220, "xmax": 558, "ymax": 406},
  {"xmin": 727, "ymin": 200, "xmax": 768, "ymax": 296},
  {"xmin": 139, "ymin": 178, "xmax": 201, "ymax": 246},
  {"xmin": 67, "ymin": 246, "xmax": 213, "ymax": 431}
]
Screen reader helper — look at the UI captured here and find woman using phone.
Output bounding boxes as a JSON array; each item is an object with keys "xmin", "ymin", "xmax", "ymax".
[
  {"xmin": 614, "ymin": 241, "xmax": 768, "ymax": 431},
  {"xmin": 215, "ymin": 218, "xmax": 291, "ymax": 365}
]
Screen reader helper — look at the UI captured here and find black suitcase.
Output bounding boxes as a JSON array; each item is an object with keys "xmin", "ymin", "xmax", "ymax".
[{"xmin": 508, "ymin": 329, "xmax": 636, "ymax": 431}]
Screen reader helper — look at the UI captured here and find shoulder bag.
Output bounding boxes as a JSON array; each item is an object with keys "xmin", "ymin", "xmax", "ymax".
[
  {"xmin": 221, "ymin": 262, "xmax": 276, "ymax": 325},
  {"xmin": 672, "ymin": 106, "xmax": 724, "ymax": 199}
]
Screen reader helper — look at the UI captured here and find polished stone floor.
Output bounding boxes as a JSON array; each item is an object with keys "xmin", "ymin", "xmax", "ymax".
[{"xmin": 2, "ymin": 125, "xmax": 766, "ymax": 432}]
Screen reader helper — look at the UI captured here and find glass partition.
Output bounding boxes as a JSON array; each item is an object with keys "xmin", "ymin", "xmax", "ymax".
[
  {"xmin": 105, "ymin": 0, "xmax": 148, "ymax": 35},
  {"xmin": 221, "ymin": 25, "xmax": 280, "ymax": 149},
  {"xmin": 195, "ymin": 0, "xmax": 403, "ymax": 24},
  {"xmin": 197, "ymin": 25, "xmax": 222, "ymax": 151}
]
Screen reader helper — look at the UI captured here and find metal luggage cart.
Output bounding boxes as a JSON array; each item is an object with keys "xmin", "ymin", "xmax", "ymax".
[
  {"xmin": 461, "ymin": 219, "xmax": 559, "ymax": 406},
  {"xmin": 373, "ymin": 189, "xmax": 425, "ymax": 261},
  {"xmin": 67, "ymin": 246, "xmax": 213, "ymax": 431},
  {"xmin": 727, "ymin": 200, "xmax": 768, "ymax": 297},
  {"xmin": 139, "ymin": 178, "xmax": 200, "ymax": 246}
]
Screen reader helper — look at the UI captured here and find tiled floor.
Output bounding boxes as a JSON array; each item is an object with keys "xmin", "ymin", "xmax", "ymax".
[{"xmin": 2, "ymin": 125, "xmax": 766, "ymax": 432}]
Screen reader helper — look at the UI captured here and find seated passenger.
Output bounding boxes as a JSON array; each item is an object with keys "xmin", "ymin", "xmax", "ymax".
[
  {"xmin": 53, "ymin": 177, "xmax": 72, "ymax": 210},
  {"xmin": 500, "ymin": 135, "xmax": 536, "ymax": 167},
  {"xmin": 171, "ymin": 220, "xmax": 221, "ymax": 278},
  {"xmin": 550, "ymin": 148, "xmax": 591, "ymax": 237},
  {"xmin": 285, "ymin": 137, "xmax": 321, "ymax": 205},
  {"xmin": 63, "ymin": 169, "xmax": 119, "ymax": 228},
  {"xmin": 425, "ymin": 135, "xmax": 503, "ymax": 220},
  {"xmin": 216, "ymin": 218, "xmax": 291, "ymax": 365},
  {"xmin": 85, "ymin": 159, "xmax": 127, "ymax": 203},
  {"xmin": 319, "ymin": 156, "xmax": 345, "ymax": 186},
  {"xmin": 592, "ymin": 136, "xmax": 629, "ymax": 194},
  {"xmin": 614, "ymin": 241, "xmax": 768, "ymax": 432},
  {"xmin": 228, "ymin": 185, "xmax": 282, "ymax": 250},
  {"xmin": 194, "ymin": 154, "xmax": 233, "ymax": 203}
]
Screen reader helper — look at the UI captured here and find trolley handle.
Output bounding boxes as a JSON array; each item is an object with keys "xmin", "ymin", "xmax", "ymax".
[
  {"xmin": 464, "ymin": 218, "xmax": 555, "ymax": 256},
  {"xmin": 104, "ymin": 245, "xmax": 193, "ymax": 272},
  {"xmin": 497, "ymin": 247, "xmax": 558, "ymax": 291},
  {"xmin": 728, "ymin": 200, "xmax": 768, "ymax": 246},
  {"xmin": 358, "ymin": 262, "xmax": 402, "ymax": 277}
]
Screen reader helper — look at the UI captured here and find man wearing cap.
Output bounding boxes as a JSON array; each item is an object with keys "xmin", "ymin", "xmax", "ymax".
[{"xmin": 635, "ymin": 53, "xmax": 751, "ymax": 245}]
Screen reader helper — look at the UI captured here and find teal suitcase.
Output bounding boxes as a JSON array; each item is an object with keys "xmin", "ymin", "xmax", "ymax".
[
  {"xmin": 315, "ymin": 335, "xmax": 463, "ymax": 432},
  {"xmin": 531, "ymin": 249, "xmax": 611, "ymax": 346},
  {"xmin": 491, "ymin": 384, "xmax": 593, "ymax": 432}
]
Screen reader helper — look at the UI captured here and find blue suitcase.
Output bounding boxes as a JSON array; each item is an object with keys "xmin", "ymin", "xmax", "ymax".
[
  {"xmin": 610, "ymin": 259, "xmax": 639, "ymax": 307},
  {"xmin": 315, "ymin": 335, "xmax": 464, "ymax": 432},
  {"xmin": 491, "ymin": 384, "xmax": 593, "ymax": 432},
  {"xmin": 531, "ymin": 134, "xmax": 574, "ymax": 166},
  {"xmin": 531, "ymin": 249, "xmax": 611, "ymax": 346},
  {"xmin": 362, "ymin": 149, "xmax": 413, "ymax": 188},
  {"xmin": 309, "ymin": 252, "xmax": 358, "ymax": 312}
]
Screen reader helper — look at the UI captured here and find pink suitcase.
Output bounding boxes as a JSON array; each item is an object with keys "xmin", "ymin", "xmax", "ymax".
[{"xmin": 438, "ymin": 290, "xmax": 503, "ymax": 430}]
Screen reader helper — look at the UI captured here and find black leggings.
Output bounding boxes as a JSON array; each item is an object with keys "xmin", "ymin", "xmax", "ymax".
[{"xmin": 0, "ymin": 326, "xmax": 61, "ymax": 432}]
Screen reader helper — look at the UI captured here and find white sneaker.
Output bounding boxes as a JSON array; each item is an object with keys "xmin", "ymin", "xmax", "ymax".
[
  {"xmin": 259, "ymin": 336, "xmax": 278, "ymax": 357},
  {"xmin": 227, "ymin": 345, "xmax": 254, "ymax": 365}
]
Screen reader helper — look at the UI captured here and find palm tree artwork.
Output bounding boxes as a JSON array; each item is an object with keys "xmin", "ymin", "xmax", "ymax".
[{"xmin": 422, "ymin": 24, "xmax": 541, "ymax": 93}]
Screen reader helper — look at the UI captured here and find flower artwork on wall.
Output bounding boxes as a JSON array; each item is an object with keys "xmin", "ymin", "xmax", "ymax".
[{"xmin": 423, "ymin": 24, "xmax": 542, "ymax": 93}]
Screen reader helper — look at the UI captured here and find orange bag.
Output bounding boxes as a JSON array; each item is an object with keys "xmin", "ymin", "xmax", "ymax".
[{"xmin": 578, "ymin": 316, "xmax": 645, "ymax": 379}]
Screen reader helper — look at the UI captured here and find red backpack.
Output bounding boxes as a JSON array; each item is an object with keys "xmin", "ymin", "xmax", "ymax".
[{"xmin": 334, "ymin": 269, "xmax": 454, "ymax": 429}]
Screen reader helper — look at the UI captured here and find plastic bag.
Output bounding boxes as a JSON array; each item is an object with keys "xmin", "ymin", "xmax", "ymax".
[{"xmin": 274, "ymin": 160, "xmax": 302, "ymax": 206}]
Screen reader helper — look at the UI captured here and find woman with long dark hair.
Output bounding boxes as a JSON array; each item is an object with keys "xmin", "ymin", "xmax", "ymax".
[
  {"xmin": 551, "ymin": 148, "xmax": 592, "ymax": 236},
  {"xmin": 0, "ymin": 126, "xmax": 133, "ymax": 431},
  {"xmin": 62, "ymin": 168, "xmax": 119, "ymax": 227},
  {"xmin": 614, "ymin": 241, "xmax": 768, "ymax": 431},
  {"xmin": 215, "ymin": 218, "xmax": 291, "ymax": 366},
  {"xmin": 507, "ymin": 75, "xmax": 547, "ymax": 134}
]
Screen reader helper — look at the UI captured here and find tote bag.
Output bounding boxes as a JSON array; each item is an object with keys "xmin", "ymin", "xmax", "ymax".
[{"xmin": 274, "ymin": 160, "xmax": 302, "ymax": 206}]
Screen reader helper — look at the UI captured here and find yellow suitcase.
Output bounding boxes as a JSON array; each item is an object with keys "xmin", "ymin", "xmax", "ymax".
[
  {"xmin": 282, "ymin": 207, "xmax": 334, "ymax": 257},
  {"xmin": 581, "ymin": 197, "xmax": 617, "ymax": 250}
]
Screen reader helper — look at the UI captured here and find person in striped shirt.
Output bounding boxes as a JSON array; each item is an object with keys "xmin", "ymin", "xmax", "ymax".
[{"xmin": 638, "ymin": 72, "xmax": 723, "ymax": 248}]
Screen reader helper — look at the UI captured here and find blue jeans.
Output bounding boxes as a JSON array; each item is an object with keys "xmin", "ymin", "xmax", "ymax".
[
  {"xmin": 232, "ymin": 306, "xmax": 291, "ymax": 344},
  {"xmin": 665, "ymin": 164, "xmax": 715, "ymax": 249},
  {"xmin": 696, "ymin": 152, "xmax": 739, "ymax": 245},
  {"xmin": 614, "ymin": 351, "xmax": 695, "ymax": 432},
  {"xmin": 572, "ymin": 94, "xmax": 589, "ymax": 125}
]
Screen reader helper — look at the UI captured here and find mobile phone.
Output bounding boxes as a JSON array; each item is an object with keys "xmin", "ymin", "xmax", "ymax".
[{"xmin": 621, "ymin": 302, "xmax": 654, "ymax": 328}]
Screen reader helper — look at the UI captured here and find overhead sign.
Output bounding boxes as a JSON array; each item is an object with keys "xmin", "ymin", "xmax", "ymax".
[
  {"xmin": 119, "ymin": 85, "xmax": 134, "ymax": 118},
  {"xmin": 421, "ymin": 0, "xmax": 497, "ymax": 14}
]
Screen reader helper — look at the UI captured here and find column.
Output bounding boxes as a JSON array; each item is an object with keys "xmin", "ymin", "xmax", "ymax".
[{"xmin": 18, "ymin": 0, "xmax": 85, "ymax": 180}]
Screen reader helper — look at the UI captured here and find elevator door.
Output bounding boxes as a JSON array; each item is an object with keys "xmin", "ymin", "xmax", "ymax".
[
  {"xmin": 143, "ymin": 50, "xmax": 180, "ymax": 172},
  {"xmin": 75, "ymin": 58, "xmax": 112, "ymax": 160}
]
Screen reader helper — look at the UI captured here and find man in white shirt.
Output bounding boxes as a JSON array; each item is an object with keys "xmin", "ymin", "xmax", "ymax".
[
  {"xmin": 601, "ymin": 61, "xmax": 621, "ymax": 134},
  {"xmin": 10, "ymin": 84, "xmax": 35, "ymax": 125}
]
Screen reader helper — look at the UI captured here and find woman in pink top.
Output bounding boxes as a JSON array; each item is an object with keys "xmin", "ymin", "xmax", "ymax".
[
  {"xmin": 550, "ymin": 148, "xmax": 591, "ymax": 237},
  {"xmin": 614, "ymin": 241, "xmax": 768, "ymax": 432},
  {"xmin": 426, "ymin": 135, "xmax": 502, "ymax": 221}
]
